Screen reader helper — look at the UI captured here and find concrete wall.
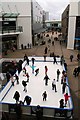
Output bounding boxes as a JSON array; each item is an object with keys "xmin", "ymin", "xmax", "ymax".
[
  {"xmin": 17, "ymin": 16, "xmax": 32, "ymax": 49},
  {"xmin": 67, "ymin": 16, "xmax": 76, "ymax": 49},
  {"xmin": 67, "ymin": 1, "xmax": 78, "ymax": 49}
]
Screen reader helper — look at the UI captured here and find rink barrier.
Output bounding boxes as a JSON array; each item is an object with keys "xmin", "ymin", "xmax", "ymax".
[
  {"xmin": 63, "ymin": 64, "xmax": 73, "ymax": 110},
  {"xmin": 0, "ymin": 58, "xmax": 73, "ymax": 119},
  {"xmin": 0, "ymin": 102, "xmax": 73, "ymax": 119}
]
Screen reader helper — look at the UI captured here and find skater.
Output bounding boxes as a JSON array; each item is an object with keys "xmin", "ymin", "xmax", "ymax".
[
  {"xmin": 44, "ymin": 47, "xmax": 48, "ymax": 54},
  {"xmin": 43, "ymin": 75, "xmax": 50, "ymax": 86},
  {"xmin": 24, "ymin": 95, "xmax": 32, "ymax": 105},
  {"xmin": 60, "ymin": 55, "xmax": 64, "ymax": 65},
  {"xmin": 10, "ymin": 76, "xmax": 14, "ymax": 86},
  {"xmin": 62, "ymin": 79, "xmax": 68, "ymax": 94},
  {"xmin": 45, "ymin": 66, "xmax": 48, "ymax": 75},
  {"xmin": 24, "ymin": 54, "xmax": 28, "ymax": 61},
  {"xmin": 64, "ymin": 93, "xmax": 70, "ymax": 106},
  {"xmin": 32, "ymin": 64, "xmax": 35, "ymax": 74},
  {"xmin": 31, "ymin": 57, "xmax": 35, "ymax": 65},
  {"xmin": 35, "ymin": 68, "xmax": 39, "ymax": 76},
  {"xmin": 57, "ymin": 69, "xmax": 60, "ymax": 81},
  {"xmin": 26, "ymin": 58, "xmax": 29, "ymax": 65},
  {"xmin": 70, "ymin": 54, "xmax": 74, "ymax": 62},
  {"xmin": 6, "ymin": 72, "xmax": 11, "ymax": 82},
  {"xmin": 22, "ymin": 80, "xmax": 27, "ymax": 92},
  {"xmin": 42, "ymin": 91, "xmax": 47, "ymax": 101},
  {"xmin": 53, "ymin": 56, "xmax": 57, "ymax": 64},
  {"xmin": 52, "ymin": 79, "xmax": 57, "ymax": 92},
  {"xmin": 59, "ymin": 99, "xmax": 64, "ymax": 108},
  {"xmin": 26, "ymin": 73, "xmax": 29, "ymax": 82},
  {"xmin": 13, "ymin": 91, "xmax": 20, "ymax": 103},
  {"xmin": 23, "ymin": 67, "xmax": 27, "ymax": 74},
  {"xmin": 15, "ymin": 74, "xmax": 19, "ymax": 84},
  {"xmin": 64, "ymin": 62, "xmax": 67, "ymax": 71}
]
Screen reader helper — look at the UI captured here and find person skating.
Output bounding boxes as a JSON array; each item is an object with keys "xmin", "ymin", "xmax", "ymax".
[
  {"xmin": 31, "ymin": 57, "xmax": 35, "ymax": 65},
  {"xmin": 64, "ymin": 93, "xmax": 70, "ymax": 106},
  {"xmin": 45, "ymin": 66, "xmax": 48, "ymax": 75},
  {"xmin": 52, "ymin": 79, "xmax": 57, "ymax": 92},
  {"xmin": 24, "ymin": 95, "xmax": 32, "ymax": 105},
  {"xmin": 13, "ymin": 91, "xmax": 20, "ymax": 104},
  {"xmin": 10, "ymin": 76, "xmax": 14, "ymax": 86},
  {"xmin": 59, "ymin": 99, "xmax": 64, "ymax": 108},
  {"xmin": 22, "ymin": 80, "xmax": 27, "ymax": 92},
  {"xmin": 43, "ymin": 75, "xmax": 50, "ymax": 86},
  {"xmin": 57, "ymin": 69, "xmax": 60, "ymax": 81},
  {"xmin": 15, "ymin": 74, "xmax": 19, "ymax": 84},
  {"xmin": 62, "ymin": 79, "xmax": 68, "ymax": 94},
  {"xmin": 42, "ymin": 91, "xmax": 47, "ymax": 101},
  {"xmin": 23, "ymin": 72, "xmax": 30, "ymax": 82},
  {"xmin": 35, "ymin": 68, "xmax": 39, "ymax": 76},
  {"xmin": 24, "ymin": 54, "xmax": 28, "ymax": 61},
  {"xmin": 53, "ymin": 56, "xmax": 57, "ymax": 64}
]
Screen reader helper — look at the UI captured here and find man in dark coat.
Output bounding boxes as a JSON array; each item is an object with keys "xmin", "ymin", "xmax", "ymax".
[{"xmin": 43, "ymin": 75, "xmax": 50, "ymax": 85}]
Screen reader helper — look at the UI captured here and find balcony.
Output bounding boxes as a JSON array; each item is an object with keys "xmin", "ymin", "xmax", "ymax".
[{"xmin": 0, "ymin": 26, "xmax": 23, "ymax": 36}]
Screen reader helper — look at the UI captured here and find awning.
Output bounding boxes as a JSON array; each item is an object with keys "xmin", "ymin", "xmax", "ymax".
[
  {"xmin": 33, "ymin": 28, "xmax": 47, "ymax": 34},
  {"xmin": 2, "ymin": 13, "xmax": 20, "ymax": 18}
]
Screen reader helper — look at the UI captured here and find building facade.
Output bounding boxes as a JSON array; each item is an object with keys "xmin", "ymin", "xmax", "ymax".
[
  {"xmin": 0, "ymin": 0, "xmax": 46, "ymax": 52},
  {"xmin": 62, "ymin": 1, "xmax": 80, "ymax": 50}
]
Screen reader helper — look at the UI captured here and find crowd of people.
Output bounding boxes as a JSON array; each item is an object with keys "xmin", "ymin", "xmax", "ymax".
[{"xmin": 4, "ymin": 54, "xmax": 71, "ymax": 110}]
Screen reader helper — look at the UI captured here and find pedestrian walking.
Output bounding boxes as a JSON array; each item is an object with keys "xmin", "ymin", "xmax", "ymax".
[
  {"xmin": 64, "ymin": 93, "xmax": 70, "ymax": 106},
  {"xmin": 36, "ymin": 105, "xmax": 43, "ymax": 120},
  {"xmin": 52, "ymin": 79, "xmax": 57, "ymax": 92},
  {"xmin": 42, "ymin": 91, "xmax": 47, "ymax": 101},
  {"xmin": 43, "ymin": 75, "xmax": 50, "ymax": 86},
  {"xmin": 43, "ymin": 55, "xmax": 46, "ymax": 62},
  {"xmin": 13, "ymin": 91, "xmax": 20, "ymax": 103},
  {"xmin": 60, "ymin": 55, "xmax": 64, "ymax": 65},
  {"xmin": 70, "ymin": 54, "xmax": 74, "ymax": 62},
  {"xmin": 57, "ymin": 69, "xmax": 60, "ymax": 81},
  {"xmin": 44, "ymin": 47, "xmax": 48, "ymax": 54},
  {"xmin": 22, "ymin": 80, "xmax": 27, "ymax": 92}
]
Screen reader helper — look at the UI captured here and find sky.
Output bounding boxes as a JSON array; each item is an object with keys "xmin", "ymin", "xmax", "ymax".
[{"xmin": 36, "ymin": 0, "xmax": 70, "ymax": 20}]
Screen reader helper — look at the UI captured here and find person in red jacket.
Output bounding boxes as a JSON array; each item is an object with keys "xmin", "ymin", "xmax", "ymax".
[
  {"xmin": 45, "ymin": 66, "xmax": 48, "ymax": 75},
  {"xmin": 64, "ymin": 93, "xmax": 70, "ymax": 106}
]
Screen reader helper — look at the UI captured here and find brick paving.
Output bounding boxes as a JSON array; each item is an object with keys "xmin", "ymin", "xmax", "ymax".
[{"xmin": 2, "ymin": 32, "xmax": 80, "ymax": 119}]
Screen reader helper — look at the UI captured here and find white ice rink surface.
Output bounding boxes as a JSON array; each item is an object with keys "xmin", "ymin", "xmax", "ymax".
[{"xmin": 1, "ymin": 57, "xmax": 72, "ymax": 109}]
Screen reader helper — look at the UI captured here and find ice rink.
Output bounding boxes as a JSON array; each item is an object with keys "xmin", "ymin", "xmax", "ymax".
[{"xmin": 1, "ymin": 57, "xmax": 72, "ymax": 109}]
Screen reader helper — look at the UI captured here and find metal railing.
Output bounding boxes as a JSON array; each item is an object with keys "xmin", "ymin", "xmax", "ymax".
[{"xmin": 0, "ymin": 26, "xmax": 23, "ymax": 34}]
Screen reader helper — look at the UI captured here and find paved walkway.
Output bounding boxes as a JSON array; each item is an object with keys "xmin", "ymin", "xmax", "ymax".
[{"xmin": 2, "ymin": 32, "xmax": 80, "ymax": 119}]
